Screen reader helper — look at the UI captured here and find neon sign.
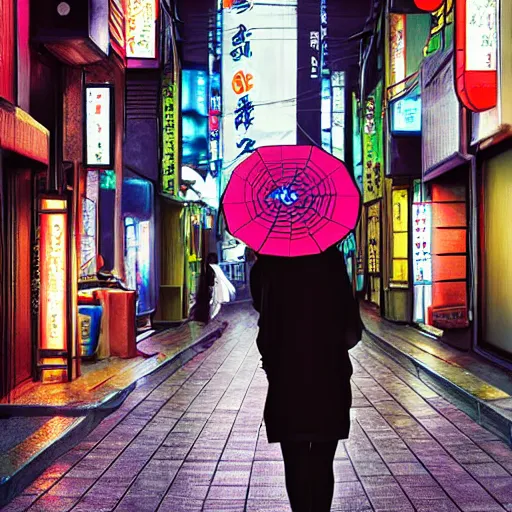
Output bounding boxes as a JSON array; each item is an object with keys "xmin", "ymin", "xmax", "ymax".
[
  {"xmin": 162, "ymin": 74, "xmax": 179, "ymax": 195},
  {"xmin": 39, "ymin": 199, "xmax": 68, "ymax": 353},
  {"xmin": 363, "ymin": 83, "xmax": 384, "ymax": 203},
  {"xmin": 126, "ymin": 0, "xmax": 157, "ymax": 59}
]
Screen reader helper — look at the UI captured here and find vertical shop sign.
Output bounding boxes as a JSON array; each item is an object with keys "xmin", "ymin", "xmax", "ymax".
[
  {"xmin": 85, "ymin": 86, "xmax": 113, "ymax": 167},
  {"xmin": 209, "ymin": 7, "xmax": 223, "ymax": 173},
  {"xmin": 39, "ymin": 199, "xmax": 68, "ymax": 352},
  {"xmin": 221, "ymin": 0, "xmax": 297, "ymax": 184},
  {"xmin": 465, "ymin": 0, "xmax": 497, "ymax": 71},
  {"xmin": 390, "ymin": 14, "xmax": 406, "ymax": 96},
  {"xmin": 331, "ymin": 71, "xmax": 345, "ymax": 160},
  {"xmin": 363, "ymin": 83, "xmax": 384, "ymax": 203},
  {"xmin": 319, "ymin": 0, "xmax": 331, "ymax": 153},
  {"xmin": 310, "ymin": 31, "xmax": 320, "ymax": 78},
  {"xmin": 162, "ymin": 74, "xmax": 179, "ymax": 195},
  {"xmin": 391, "ymin": 188, "xmax": 409, "ymax": 284},
  {"xmin": 352, "ymin": 93, "xmax": 363, "ymax": 192},
  {"xmin": 455, "ymin": 0, "xmax": 498, "ymax": 112},
  {"xmin": 412, "ymin": 202, "xmax": 432, "ymax": 285},
  {"xmin": 320, "ymin": 0, "xmax": 328, "ymax": 73},
  {"xmin": 209, "ymin": 73, "xmax": 222, "ymax": 171},
  {"xmin": 125, "ymin": 0, "xmax": 157, "ymax": 59},
  {"xmin": 367, "ymin": 202, "xmax": 381, "ymax": 274}
]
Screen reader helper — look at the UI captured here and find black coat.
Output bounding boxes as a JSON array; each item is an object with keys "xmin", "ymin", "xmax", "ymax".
[{"xmin": 250, "ymin": 246, "xmax": 362, "ymax": 443}]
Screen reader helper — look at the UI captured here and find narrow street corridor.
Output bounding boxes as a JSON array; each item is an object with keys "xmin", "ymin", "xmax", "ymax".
[{"xmin": 4, "ymin": 305, "xmax": 512, "ymax": 512}]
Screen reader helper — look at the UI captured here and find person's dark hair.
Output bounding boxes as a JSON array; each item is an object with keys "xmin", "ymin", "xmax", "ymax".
[{"xmin": 207, "ymin": 252, "xmax": 219, "ymax": 265}]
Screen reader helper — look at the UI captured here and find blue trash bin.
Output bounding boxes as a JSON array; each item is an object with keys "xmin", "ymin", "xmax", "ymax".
[{"xmin": 78, "ymin": 305, "xmax": 103, "ymax": 358}]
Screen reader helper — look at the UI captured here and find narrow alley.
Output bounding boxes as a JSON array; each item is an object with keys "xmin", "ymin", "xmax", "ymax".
[{"xmin": 3, "ymin": 305, "xmax": 512, "ymax": 512}]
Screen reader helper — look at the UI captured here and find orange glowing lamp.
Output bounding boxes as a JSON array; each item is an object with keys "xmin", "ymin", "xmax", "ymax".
[
  {"xmin": 414, "ymin": 0, "xmax": 444, "ymax": 11},
  {"xmin": 39, "ymin": 197, "xmax": 68, "ymax": 382}
]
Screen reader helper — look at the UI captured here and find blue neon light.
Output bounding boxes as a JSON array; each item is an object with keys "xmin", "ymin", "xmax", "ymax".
[{"xmin": 268, "ymin": 186, "xmax": 299, "ymax": 206}]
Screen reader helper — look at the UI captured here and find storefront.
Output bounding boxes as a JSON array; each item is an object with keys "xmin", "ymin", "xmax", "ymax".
[
  {"xmin": 470, "ymin": 0, "xmax": 512, "ymax": 365},
  {"xmin": 0, "ymin": 104, "xmax": 51, "ymax": 400},
  {"xmin": 155, "ymin": 18, "xmax": 185, "ymax": 323},
  {"xmin": 383, "ymin": 87, "xmax": 422, "ymax": 322},
  {"xmin": 478, "ymin": 148, "xmax": 512, "ymax": 361},
  {"xmin": 362, "ymin": 82, "xmax": 385, "ymax": 307},
  {"xmin": 382, "ymin": 8, "xmax": 431, "ymax": 323},
  {"xmin": 122, "ymin": 174, "xmax": 156, "ymax": 319},
  {"xmin": 419, "ymin": 44, "xmax": 471, "ymax": 349}
]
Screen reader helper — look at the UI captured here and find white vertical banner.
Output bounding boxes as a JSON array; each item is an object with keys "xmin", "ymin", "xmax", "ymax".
[{"xmin": 221, "ymin": 0, "xmax": 298, "ymax": 188}]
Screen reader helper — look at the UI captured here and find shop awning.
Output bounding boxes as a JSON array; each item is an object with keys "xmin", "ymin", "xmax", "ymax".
[{"xmin": 0, "ymin": 99, "xmax": 49, "ymax": 165}]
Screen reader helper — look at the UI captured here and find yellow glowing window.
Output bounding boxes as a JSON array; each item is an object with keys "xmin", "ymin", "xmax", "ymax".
[{"xmin": 391, "ymin": 188, "xmax": 408, "ymax": 285}]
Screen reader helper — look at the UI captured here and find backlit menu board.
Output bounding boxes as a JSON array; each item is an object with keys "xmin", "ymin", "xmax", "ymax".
[{"xmin": 85, "ymin": 86, "xmax": 113, "ymax": 167}]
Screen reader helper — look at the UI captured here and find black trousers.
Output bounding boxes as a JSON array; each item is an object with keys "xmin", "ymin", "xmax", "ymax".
[{"xmin": 280, "ymin": 440, "xmax": 338, "ymax": 512}]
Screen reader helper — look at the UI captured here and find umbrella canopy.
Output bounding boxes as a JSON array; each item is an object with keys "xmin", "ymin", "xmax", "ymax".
[{"xmin": 221, "ymin": 145, "xmax": 361, "ymax": 257}]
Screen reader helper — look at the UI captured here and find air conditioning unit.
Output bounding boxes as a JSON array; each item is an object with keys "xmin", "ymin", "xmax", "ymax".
[{"xmin": 31, "ymin": 0, "xmax": 109, "ymax": 66}]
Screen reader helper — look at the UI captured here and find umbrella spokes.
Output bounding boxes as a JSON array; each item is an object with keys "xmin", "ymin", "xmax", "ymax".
[{"xmin": 221, "ymin": 145, "xmax": 361, "ymax": 258}]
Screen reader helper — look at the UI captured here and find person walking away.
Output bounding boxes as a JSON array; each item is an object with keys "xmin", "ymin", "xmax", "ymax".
[{"xmin": 250, "ymin": 245, "xmax": 362, "ymax": 512}]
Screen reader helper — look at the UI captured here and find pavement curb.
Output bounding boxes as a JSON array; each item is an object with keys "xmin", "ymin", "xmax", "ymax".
[
  {"xmin": 0, "ymin": 321, "xmax": 228, "ymax": 508},
  {"xmin": 363, "ymin": 327, "xmax": 512, "ymax": 447}
]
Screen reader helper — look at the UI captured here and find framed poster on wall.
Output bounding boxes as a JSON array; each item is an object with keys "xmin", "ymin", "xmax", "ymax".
[{"xmin": 84, "ymin": 85, "xmax": 114, "ymax": 168}]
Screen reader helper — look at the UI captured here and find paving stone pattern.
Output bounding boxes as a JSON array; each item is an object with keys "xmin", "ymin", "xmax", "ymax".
[{"xmin": 3, "ymin": 304, "xmax": 512, "ymax": 512}]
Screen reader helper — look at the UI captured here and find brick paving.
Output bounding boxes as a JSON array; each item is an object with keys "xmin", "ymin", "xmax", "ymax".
[{"xmin": 3, "ymin": 303, "xmax": 512, "ymax": 512}]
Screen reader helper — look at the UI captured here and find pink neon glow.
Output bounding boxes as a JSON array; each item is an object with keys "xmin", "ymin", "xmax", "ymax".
[{"xmin": 222, "ymin": 145, "xmax": 361, "ymax": 257}]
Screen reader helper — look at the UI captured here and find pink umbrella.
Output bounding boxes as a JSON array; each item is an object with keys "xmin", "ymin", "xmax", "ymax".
[{"xmin": 221, "ymin": 145, "xmax": 361, "ymax": 257}]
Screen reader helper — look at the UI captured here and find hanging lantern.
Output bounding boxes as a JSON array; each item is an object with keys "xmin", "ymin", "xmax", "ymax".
[
  {"xmin": 455, "ymin": 0, "xmax": 498, "ymax": 112},
  {"xmin": 414, "ymin": 0, "xmax": 444, "ymax": 11}
]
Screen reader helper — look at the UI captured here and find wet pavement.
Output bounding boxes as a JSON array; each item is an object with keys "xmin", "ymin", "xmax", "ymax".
[
  {"xmin": 6, "ymin": 317, "xmax": 226, "ymax": 410},
  {"xmin": 3, "ymin": 304, "xmax": 512, "ymax": 512}
]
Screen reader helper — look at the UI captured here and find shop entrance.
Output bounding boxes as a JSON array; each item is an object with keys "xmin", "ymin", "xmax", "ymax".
[
  {"xmin": 481, "ymin": 151, "xmax": 512, "ymax": 358},
  {"xmin": 5, "ymin": 169, "xmax": 33, "ymax": 396},
  {"xmin": 412, "ymin": 177, "xmax": 469, "ymax": 337}
]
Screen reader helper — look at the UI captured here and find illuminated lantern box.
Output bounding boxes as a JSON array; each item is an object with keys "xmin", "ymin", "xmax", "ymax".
[
  {"xmin": 38, "ymin": 197, "xmax": 70, "ymax": 384},
  {"xmin": 455, "ymin": 0, "xmax": 498, "ymax": 112},
  {"xmin": 31, "ymin": 0, "xmax": 109, "ymax": 66},
  {"xmin": 125, "ymin": 0, "xmax": 159, "ymax": 68}
]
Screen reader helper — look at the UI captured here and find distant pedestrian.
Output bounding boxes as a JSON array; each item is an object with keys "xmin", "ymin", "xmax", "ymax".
[
  {"xmin": 193, "ymin": 253, "xmax": 236, "ymax": 323},
  {"xmin": 250, "ymin": 245, "xmax": 363, "ymax": 512}
]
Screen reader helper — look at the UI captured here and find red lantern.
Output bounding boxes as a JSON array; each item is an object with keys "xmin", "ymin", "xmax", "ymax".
[
  {"xmin": 455, "ymin": 0, "xmax": 498, "ymax": 112},
  {"xmin": 414, "ymin": 0, "xmax": 444, "ymax": 11}
]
